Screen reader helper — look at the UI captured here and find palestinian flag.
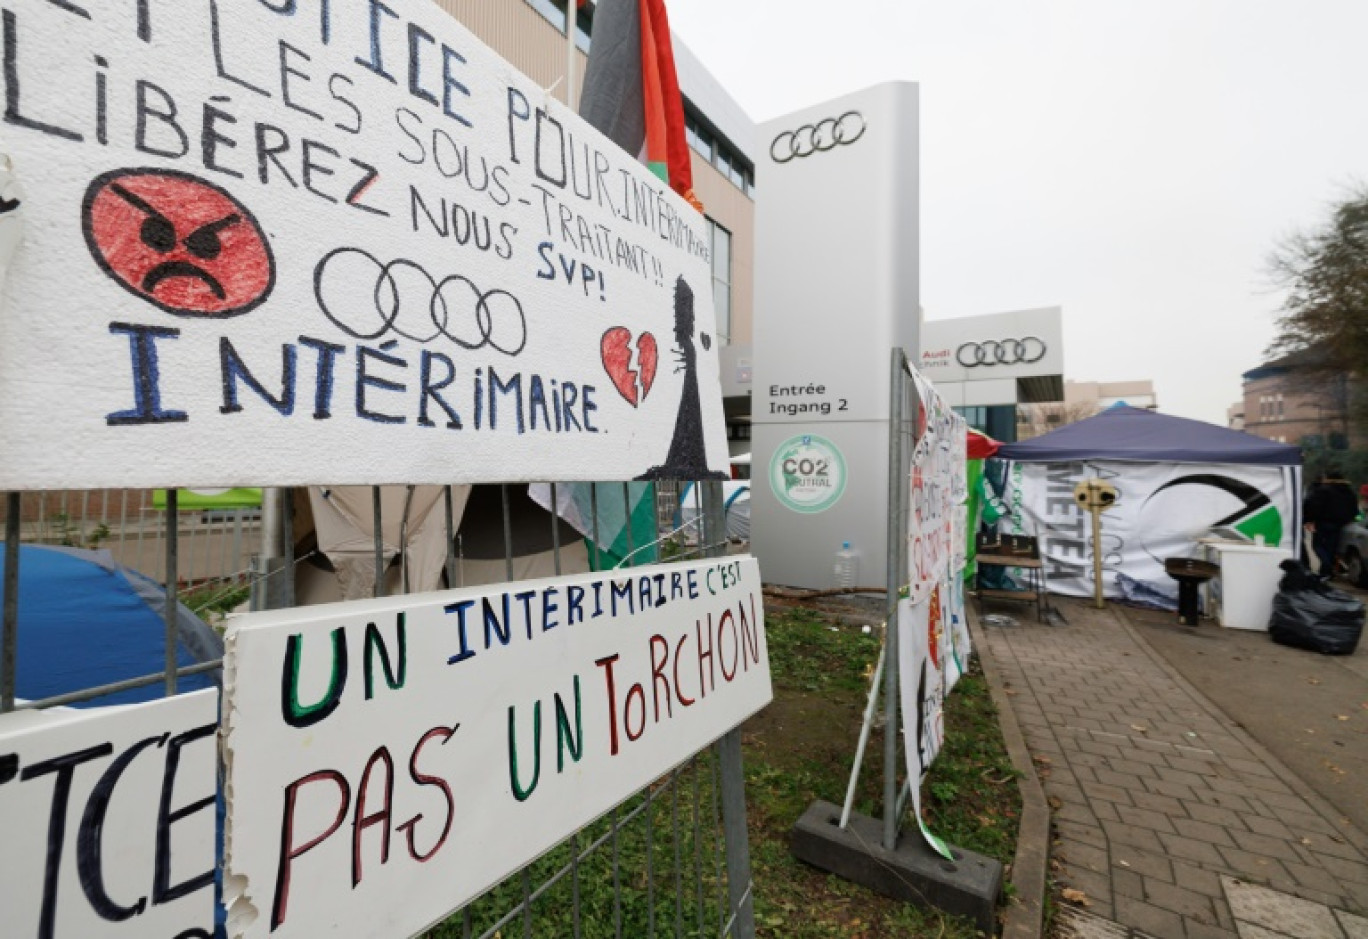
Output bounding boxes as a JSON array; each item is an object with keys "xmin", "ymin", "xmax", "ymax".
[{"xmin": 580, "ymin": 0, "xmax": 703, "ymax": 212}]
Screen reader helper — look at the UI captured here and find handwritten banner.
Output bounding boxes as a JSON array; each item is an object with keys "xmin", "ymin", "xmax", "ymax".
[
  {"xmin": 900, "ymin": 367, "xmax": 967, "ymax": 858},
  {"xmin": 906, "ymin": 372, "xmax": 966, "ymax": 603},
  {"xmin": 0, "ymin": 0, "xmax": 728, "ymax": 489},
  {"xmin": 222, "ymin": 556, "xmax": 770, "ymax": 938},
  {"xmin": 0, "ymin": 690, "xmax": 218, "ymax": 939}
]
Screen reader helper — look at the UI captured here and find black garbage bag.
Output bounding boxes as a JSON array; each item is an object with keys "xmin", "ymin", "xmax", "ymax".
[{"xmin": 1269, "ymin": 560, "xmax": 1364, "ymax": 655}]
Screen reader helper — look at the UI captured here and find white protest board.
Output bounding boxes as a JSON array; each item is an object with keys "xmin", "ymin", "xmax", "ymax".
[
  {"xmin": 0, "ymin": 689, "xmax": 218, "ymax": 939},
  {"xmin": 0, "ymin": 0, "xmax": 729, "ymax": 488},
  {"xmin": 222, "ymin": 555, "xmax": 770, "ymax": 938}
]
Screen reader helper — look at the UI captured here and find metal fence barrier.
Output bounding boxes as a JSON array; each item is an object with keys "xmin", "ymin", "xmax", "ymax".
[{"xmin": 0, "ymin": 479, "xmax": 756, "ymax": 938}]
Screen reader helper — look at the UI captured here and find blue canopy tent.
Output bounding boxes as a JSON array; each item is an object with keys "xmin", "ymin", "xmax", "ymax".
[
  {"xmin": 997, "ymin": 405, "xmax": 1302, "ymax": 466},
  {"xmin": 0, "ymin": 544, "xmax": 223, "ymax": 706},
  {"xmin": 988, "ymin": 407, "xmax": 1303, "ymax": 606}
]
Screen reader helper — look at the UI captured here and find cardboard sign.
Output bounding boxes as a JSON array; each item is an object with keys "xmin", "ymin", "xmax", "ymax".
[
  {"xmin": 0, "ymin": 690, "xmax": 218, "ymax": 939},
  {"xmin": 0, "ymin": 0, "xmax": 728, "ymax": 489},
  {"xmin": 222, "ymin": 556, "xmax": 770, "ymax": 938}
]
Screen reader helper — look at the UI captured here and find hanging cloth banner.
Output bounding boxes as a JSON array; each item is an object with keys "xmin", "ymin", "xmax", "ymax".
[{"xmin": 898, "ymin": 366, "xmax": 967, "ymax": 859}]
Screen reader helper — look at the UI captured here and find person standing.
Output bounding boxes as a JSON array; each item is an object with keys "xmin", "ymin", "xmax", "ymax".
[{"xmin": 1304, "ymin": 469, "xmax": 1358, "ymax": 577}]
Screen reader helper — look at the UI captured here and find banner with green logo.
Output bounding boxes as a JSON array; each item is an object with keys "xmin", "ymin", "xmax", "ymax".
[{"xmin": 996, "ymin": 460, "xmax": 1301, "ymax": 606}]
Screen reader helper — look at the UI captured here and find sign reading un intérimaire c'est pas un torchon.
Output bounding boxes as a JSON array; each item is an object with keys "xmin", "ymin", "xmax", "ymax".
[{"xmin": 223, "ymin": 556, "xmax": 771, "ymax": 938}]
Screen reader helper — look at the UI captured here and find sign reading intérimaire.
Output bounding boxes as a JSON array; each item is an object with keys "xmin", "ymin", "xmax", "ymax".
[
  {"xmin": 222, "ymin": 556, "xmax": 770, "ymax": 939},
  {"xmin": 0, "ymin": 0, "xmax": 728, "ymax": 488}
]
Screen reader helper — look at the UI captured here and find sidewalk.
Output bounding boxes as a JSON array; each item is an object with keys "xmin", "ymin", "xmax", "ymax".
[{"xmin": 977, "ymin": 596, "xmax": 1368, "ymax": 939}]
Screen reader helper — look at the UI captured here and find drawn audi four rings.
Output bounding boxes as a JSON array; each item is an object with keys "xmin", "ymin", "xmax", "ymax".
[
  {"xmin": 956, "ymin": 337, "xmax": 1047, "ymax": 367},
  {"xmin": 769, "ymin": 111, "xmax": 866, "ymax": 163},
  {"xmin": 313, "ymin": 248, "xmax": 527, "ymax": 355}
]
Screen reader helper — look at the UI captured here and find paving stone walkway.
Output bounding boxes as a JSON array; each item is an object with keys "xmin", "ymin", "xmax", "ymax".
[{"xmin": 978, "ymin": 598, "xmax": 1368, "ymax": 939}]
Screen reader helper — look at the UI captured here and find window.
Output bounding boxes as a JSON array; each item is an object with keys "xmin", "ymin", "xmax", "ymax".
[
  {"xmin": 524, "ymin": 0, "xmax": 594, "ymax": 51},
  {"xmin": 955, "ymin": 406, "xmax": 988, "ymax": 430},
  {"xmin": 684, "ymin": 106, "xmax": 753, "ymax": 196},
  {"xmin": 685, "ymin": 115, "xmax": 714, "ymax": 162},
  {"xmin": 708, "ymin": 220, "xmax": 732, "ymax": 345}
]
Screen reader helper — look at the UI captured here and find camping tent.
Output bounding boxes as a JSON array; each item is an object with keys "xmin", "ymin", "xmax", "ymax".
[
  {"xmin": 678, "ymin": 480, "xmax": 751, "ymax": 543},
  {"xmin": 989, "ymin": 406, "xmax": 1302, "ymax": 607},
  {"xmin": 0, "ymin": 544, "xmax": 222, "ymax": 706}
]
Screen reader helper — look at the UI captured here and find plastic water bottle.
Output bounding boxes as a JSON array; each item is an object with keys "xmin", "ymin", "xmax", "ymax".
[{"xmin": 834, "ymin": 541, "xmax": 858, "ymax": 589}]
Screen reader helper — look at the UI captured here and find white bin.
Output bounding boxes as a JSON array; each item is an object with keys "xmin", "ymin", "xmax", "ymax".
[{"xmin": 1201, "ymin": 542, "xmax": 1292, "ymax": 630}]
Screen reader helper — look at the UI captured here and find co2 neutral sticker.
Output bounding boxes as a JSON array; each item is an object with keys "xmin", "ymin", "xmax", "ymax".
[{"xmin": 770, "ymin": 434, "xmax": 846, "ymax": 514}]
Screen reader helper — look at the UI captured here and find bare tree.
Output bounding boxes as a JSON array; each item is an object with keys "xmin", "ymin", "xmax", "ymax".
[{"xmin": 1268, "ymin": 188, "xmax": 1368, "ymax": 438}]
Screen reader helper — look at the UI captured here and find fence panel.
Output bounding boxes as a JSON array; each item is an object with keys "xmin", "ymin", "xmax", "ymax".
[{"xmin": 0, "ymin": 480, "xmax": 756, "ymax": 939}]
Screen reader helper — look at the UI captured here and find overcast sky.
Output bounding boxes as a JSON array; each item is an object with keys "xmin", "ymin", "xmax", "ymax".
[{"xmin": 666, "ymin": 0, "xmax": 1368, "ymax": 425}]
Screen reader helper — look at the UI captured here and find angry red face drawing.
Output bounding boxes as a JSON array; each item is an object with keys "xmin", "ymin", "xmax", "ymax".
[{"xmin": 82, "ymin": 168, "xmax": 275, "ymax": 317}]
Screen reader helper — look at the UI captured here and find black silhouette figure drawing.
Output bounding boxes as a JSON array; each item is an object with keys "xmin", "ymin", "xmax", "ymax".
[{"xmin": 638, "ymin": 277, "xmax": 727, "ymax": 481}]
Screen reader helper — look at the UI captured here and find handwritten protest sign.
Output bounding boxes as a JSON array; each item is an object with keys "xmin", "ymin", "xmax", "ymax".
[
  {"xmin": 0, "ymin": 0, "xmax": 728, "ymax": 489},
  {"xmin": 222, "ymin": 556, "xmax": 770, "ymax": 938},
  {"xmin": 900, "ymin": 369, "xmax": 967, "ymax": 858},
  {"xmin": 0, "ymin": 690, "xmax": 218, "ymax": 939},
  {"xmin": 906, "ymin": 372, "xmax": 964, "ymax": 603}
]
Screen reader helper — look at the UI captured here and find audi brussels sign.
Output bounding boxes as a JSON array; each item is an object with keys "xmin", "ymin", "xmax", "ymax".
[
  {"xmin": 769, "ymin": 112, "xmax": 866, "ymax": 163},
  {"xmin": 919, "ymin": 308, "xmax": 1063, "ymax": 385}
]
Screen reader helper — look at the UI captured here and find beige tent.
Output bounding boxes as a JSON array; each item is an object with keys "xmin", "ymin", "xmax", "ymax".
[{"xmin": 291, "ymin": 484, "xmax": 590, "ymax": 604}]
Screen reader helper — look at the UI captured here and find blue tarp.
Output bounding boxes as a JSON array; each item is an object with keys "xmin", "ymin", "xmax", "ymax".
[
  {"xmin": 997, "ymin": 405, "xmax": 1302, "ymax": 466},
  {"xmin": 0, "ymin": 544, "xmax": 222, "ymax": 706}
]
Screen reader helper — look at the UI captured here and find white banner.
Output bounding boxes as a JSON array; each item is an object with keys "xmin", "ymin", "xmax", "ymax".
[
  {"xmin": 223, "ymin": 556, "xmax": 771, "ymax": 939},
  {"xmin": 907, "ymin": 372, "xmax": 967, "ymax": 603},
  {"xmin": 0, "ymin": 0, "xmax": 728, "ymax": 489},
  {"xmin": 899, "ymin": 368, "xmax": 966, "ymax": 858},
  {"xmin": 997, "ymin": 460, "xmax": 1300, "ymax": 605},
  {"xmin": 0, "ymin": 690, "xmax": 218, "ymax": 939}
]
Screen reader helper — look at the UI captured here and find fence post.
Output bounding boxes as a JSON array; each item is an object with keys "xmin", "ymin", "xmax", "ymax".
[
  {"xmin": 883, "ymin": 350, "xmax": 906, "ymax": 850},
  {"xmin": 3, "ymin": 493, "xmax": 20, "ymax": 712},
  {"xmin": 703, "ymin": 478, "xmax": 756, "ymax": 938},
  {"xmin": 164, "ymin": 488, "xmax": 178, "ymax": 697}
]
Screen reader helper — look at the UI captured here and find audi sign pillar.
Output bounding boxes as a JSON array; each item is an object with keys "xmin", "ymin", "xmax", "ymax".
[{"xmin": 750, "ymin": 82, "xmax": 920, "ymax": 589}]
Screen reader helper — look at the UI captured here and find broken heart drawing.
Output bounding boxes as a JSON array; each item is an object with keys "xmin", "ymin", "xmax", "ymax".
[{"xmin": 601, "ymin": 327, "xmax": 658, "ymax": 407}]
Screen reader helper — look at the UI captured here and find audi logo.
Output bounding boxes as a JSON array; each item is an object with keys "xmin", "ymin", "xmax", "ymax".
[
  {"xmin": 313, "ymin": 248, "xmax": 527, "ymax": 355},
  {"xmin": 770, "ymin": 111, "xmax": 866, "ymax": 163},
  {"xmin": 956, "ymin": 338, "xmax": 1047, "ymax": 368}
]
